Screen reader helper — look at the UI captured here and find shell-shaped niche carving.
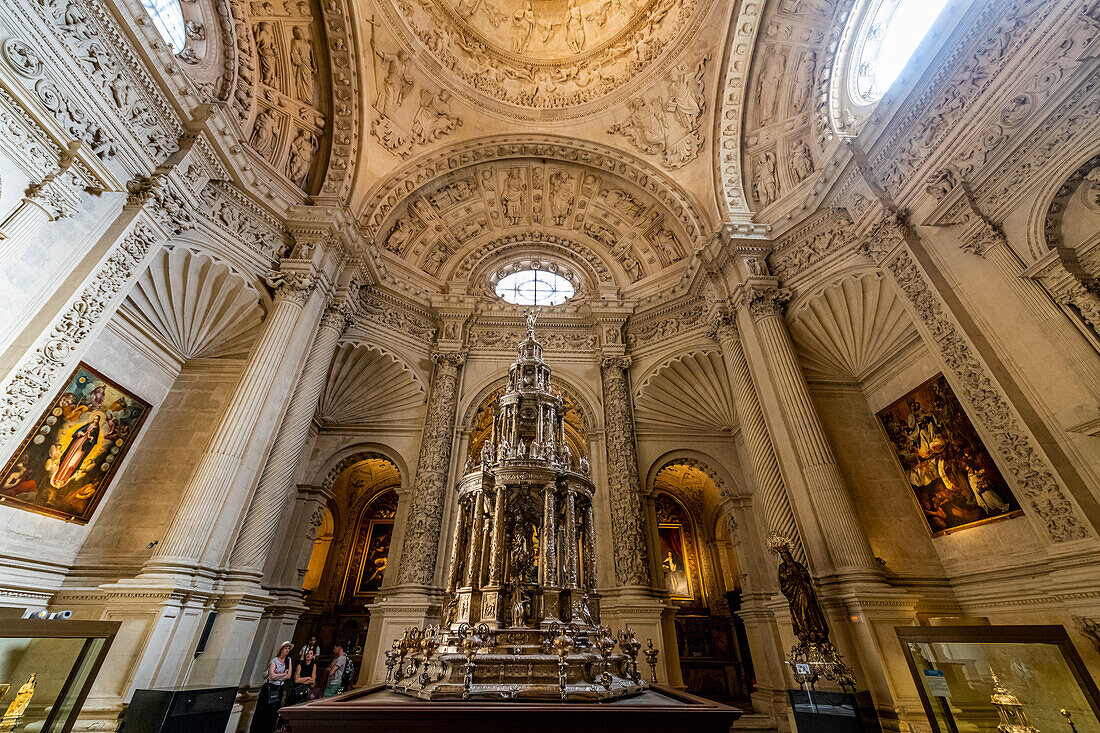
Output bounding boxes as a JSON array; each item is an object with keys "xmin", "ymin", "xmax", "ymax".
[
  {"xmin": 788, "ymin": 271, "xmax": 918, "ymax": 382},
  {"xmin": 122, "ymin": 247, "xmax": 264, "ymax": 360},
  {"xmin": 633, "ymin": 351, "xmax": 736, "ymax": 433},
  {"xmin": 318, "ymin": 345, "xmax": 427, "ymax": 425}
]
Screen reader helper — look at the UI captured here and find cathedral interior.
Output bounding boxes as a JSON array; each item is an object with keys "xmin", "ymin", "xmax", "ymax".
[{"xmin": 0, "ymin": 0, "xmax": 1099, "ymax": 729}]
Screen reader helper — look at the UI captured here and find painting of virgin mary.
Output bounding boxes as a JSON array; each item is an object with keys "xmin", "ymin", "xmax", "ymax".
[{"xmin": 0, "ymin": 363, "xmax": 150, "ymax": 523}]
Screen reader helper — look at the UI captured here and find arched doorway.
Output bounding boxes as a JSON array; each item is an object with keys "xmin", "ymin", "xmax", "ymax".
[
  {"xmin": 294, "ymin": 455, "xmax": 401, "ymax": 675},
  {"xmin": 653, "ymin": 461, "xmax": 755, "ymax": 706}
]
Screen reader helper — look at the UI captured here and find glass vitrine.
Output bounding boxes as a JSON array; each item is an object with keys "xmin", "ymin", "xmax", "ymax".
[
  {"xmin": 896, "ymin": 625, "xmax": 1100, "ymax": 733},
  {"xmin": 0, "ymin": 619, "xmax": 119, "ymax": 733}
]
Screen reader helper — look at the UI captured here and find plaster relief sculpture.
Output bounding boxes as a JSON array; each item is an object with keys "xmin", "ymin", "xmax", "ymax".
[
  {"xmin": 755, "ymin": 48, "xmax": 786, "ymax": 126},
  {"xmin": 609, "ymin": 56, "xmax": 708, "ymax": 168},
  {"xmin": 501, "ymin": 168, "xmax": 527, "ymax": 226},
  {"xmin": 255, "ymin": 22, "xmax": 278, "ymax": 86},
  {"xmin": 289, "ymin": 26, "xmax": 317, "ymax": 104},
  {"xmin": 565, "ymin": 0, "xmax": 586, "ymax": 52},
  {"xmin": 411, "ymin": 89, "xmax": 461, "ymax": 144},
  {"xmin": 548, "ymin": 170, "xmax": 576, "ymax": 225},
  {"xmin": 790, "ymin": 51, "xmax": 815, "ymax": 115},
  {"xmin": 249, "ymin": 109, "xmax": 280, "ymax": 159},
  {"xmin": 753, "ymin": 152, "xmax": 779, "ymax": 207},
  {"xmin": 374, "ymin": 49, "xmax": 414, "ymax": 117},
  {"xmin": 789, "ymin": 139, "xmax": 814, "ymax": 184},
  {"xmin": 286, "ymin": 129, "xmax": 317, "ymax": 188},
  {"xmin": 512, "ymin": 1, "xmax": 535, "ymax": 53}
]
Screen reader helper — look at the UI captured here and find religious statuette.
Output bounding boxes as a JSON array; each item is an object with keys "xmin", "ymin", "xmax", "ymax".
[
  {"xmin": 768, "ymin": 534, "xmax": 856, "ymax": 690},
  {"xmin": 1, "ymin": 674, "xmax": 36, "ymax": 732},
  {"xmin": 386, "ymin": 313, "xmax": 646, "ymax": 700}
]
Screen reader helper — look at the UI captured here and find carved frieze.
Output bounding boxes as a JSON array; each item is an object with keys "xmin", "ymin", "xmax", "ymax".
[{"xmin": 624, "ymin": 299, "xmax": 706, "ymax": 349}]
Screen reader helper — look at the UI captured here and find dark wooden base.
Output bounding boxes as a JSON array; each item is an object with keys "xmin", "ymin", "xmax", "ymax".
[{"xmin": 280, "ymin": 684, "xmax": 743, "ymax": 733}]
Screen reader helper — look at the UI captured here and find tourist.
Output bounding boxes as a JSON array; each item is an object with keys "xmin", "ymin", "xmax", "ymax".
[
  {"xmin": 249, "ymin": 642, "xmax": 292, "ymax": 733},
  {"xmin": 324, "ymin": 644, "xmax": 347, "ymax": 697},
  {"xmin": 298, "ymin": 635, "xmax": 321, "ymax": 662},
  {"xmin": 288, "ymin": 647, "xmax": 318, "ymax": 704}
]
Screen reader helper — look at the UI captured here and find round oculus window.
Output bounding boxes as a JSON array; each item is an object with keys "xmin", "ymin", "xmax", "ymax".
[
  {"xmin": 850, "ymin": 0, "xmax": 950, "ymax": 104},
  {"xmin": 495, "ymin": 269, "xmax": 575, "ymax": 306},
  {"xmin": 140, "ymin": 0, "xmax": 188, "ymax": 50}
]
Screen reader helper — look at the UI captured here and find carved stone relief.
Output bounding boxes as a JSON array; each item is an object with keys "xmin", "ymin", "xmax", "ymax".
[
  {"xmin": 608, "ymin": 55, "xmax": 709, "ymax": 169},
  {"xmin": 374, "ymin": 160, "xmax": 691, "ymax": 281}
]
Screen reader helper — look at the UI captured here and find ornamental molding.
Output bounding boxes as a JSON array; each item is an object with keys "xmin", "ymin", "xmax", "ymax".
[
  {"xmin": 14, "ymin": 0, "xmax": 185, "ymax": 165},
  {"xmin": 197, "ymin": 180, "xmax": 287, "ymax": 264},
  {"xmin": 453, "ymin": 232, "xmax": 613, "ymax": 288},
  {"xmin": 359, "ymin": 135, "xmax": 710, "ymax": 244},
  {"xmin": 316, "ymin": 0, "xmax": 360, "ymax": 199},
  {"xmin": 768, "ymin": 207, "xmax": 855, "ymax": 283},
  {"xmin": 351, "ymin": 286, "xmax": 438, "ymax": 345},
  {"xmin": 624, "ymin": 297, "xmax": 706, "ymax": 350}
]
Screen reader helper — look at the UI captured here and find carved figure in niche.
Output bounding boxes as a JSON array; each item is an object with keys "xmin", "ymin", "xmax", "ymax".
[
  {"xmin": 789, "ymin": 140, "xmax": 814, "ymax": 184},
  {"xmin": 249, "ymin": 109, "xmax": 280, "ymax": 159},
  {"xmin": 791, "ymin": 51, "xmax": 815, "ymax": 115},
  {"xmin": 622, "ymin": 252, "xmax": 643, "ymax": 282},
  {"xmin": 512, "ymin": 1, "xmax": 535, "ymax": 53},
  {"xmin": 411, "ymin": 90, "xmax": 461, "ymax": 144},
  {"xmin": 774, "ymin": 541, "xmax": 830, "ymax": 644},
  {"xmin": 422, "ymin": 243, "xmax": 447, "ymax": 276},
  {"xmin": 565, "ymin": 0, "xmax": 586, "ymax": 52},
  {"xmin": 509, "ymin": 584, "xmax": 529, "ymax": 628},
  {"xmin": 254, "ymin": 22, "xmax": 278, "ymax": 86},
  {"xmin": 289, "ymin": 26, "xmax": 316, "ymax": 104},
  {"xmin": 753, "ymin": 152, "xmax": 779, "ymax": 207},
  {"xmin": 548, "ymin": 171, "xmax": 574, "ymax": 225},
  {"xmin": 755, "ymin": 51, "xmax": 786, "ymax": 126},
  {"xmin": 386, "ymin": 219, "xmax": 414, "ymax": 254},
  {"xmin": 501, "ymin": 169, "xmax": 526, "ymax": 226},
  {"xmin": 375, "ymin": 49, "xmax": 414, "ymax": 117},
  {"xmin": 651, "ymin": 226, "xmax": 678, "ymax": 265},
  {"xmin": 108, "ymin": 74, "xmax": 132, "ymax": 109},
  {"xmin": 286, "ymin": 130, "xmax": 316, "ymax": 188},
  {"xmin": 780, "ymin": 0, "xmax": 832, "ymax": 15}
]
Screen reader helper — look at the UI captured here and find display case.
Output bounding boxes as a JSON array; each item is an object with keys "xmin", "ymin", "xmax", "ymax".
[
  {"xmin": 0, "ymin": 619, "xmax": 120, "ymax": 733},
  {"xmin": 896, "ymin": 625, "xmax": 1100, "ymax": 733}
]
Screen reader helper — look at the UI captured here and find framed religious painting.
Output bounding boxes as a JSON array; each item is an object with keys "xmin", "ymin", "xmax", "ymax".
[
  {"xmin": 0, "ymin": 363, "xmax": 151, "ymax": 523},
  {"xmin": 876, "ymin": 373, "xmax": 1022, "ymax": 536}
]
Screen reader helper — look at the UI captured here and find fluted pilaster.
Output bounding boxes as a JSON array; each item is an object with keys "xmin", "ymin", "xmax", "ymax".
[
  {"xmin": 738, "ymin": 285, "xmax": 877, "ymax": 574},
  {"xmin": 228, "ymin": 296, "xmax": 352, "ymax": 575},
  {"xmin": 146, "ymin": 271, "xmax": 318, "ymax": 571},
  {"xmin": 396, "ymin": 351, "xmax": 465, "ymax": 586},
  {"xmin": 599, "ymin": 356, "xmax": 651, "ymax": 587},
  {"xmin": 710, "ymin": 314, "xmax": 804, "ymax": 562}
]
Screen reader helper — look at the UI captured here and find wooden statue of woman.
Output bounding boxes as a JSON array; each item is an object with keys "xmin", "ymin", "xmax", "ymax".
[{"xmin": 775, "ymin": 543, "xmax": 830, "ymax": 644}]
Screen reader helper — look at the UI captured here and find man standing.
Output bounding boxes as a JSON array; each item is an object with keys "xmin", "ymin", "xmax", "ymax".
[{"xmin": 324, "ymin": 644, "xmax": 347, "ymax": 697}]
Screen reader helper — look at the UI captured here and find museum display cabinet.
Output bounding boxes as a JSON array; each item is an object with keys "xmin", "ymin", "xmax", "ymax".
[
  {"xmin": 0, "ymin": 619, "xmax": 120, "ymax": 733},
  {"xmin": 896, "ymin": 626, "xmax": 1100, "ymax": 733}
]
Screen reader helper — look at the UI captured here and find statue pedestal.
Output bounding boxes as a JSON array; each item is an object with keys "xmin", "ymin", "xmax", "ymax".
[{"xmin": 280, "ymin": 684, "xmax": 742, "ymax": 733}]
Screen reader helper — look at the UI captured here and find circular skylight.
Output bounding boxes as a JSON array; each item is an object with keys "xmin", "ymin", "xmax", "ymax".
[
  {"xmin": 851, "ymin": 0, "xmax": 950, "ymax": 104},
  {"xmin": 495, "ymin": 269, "xmax": 575, "ymax": 306},
  {"xmin": 140, "ymin": 0, "xmax": 187, "ymax": 50}
]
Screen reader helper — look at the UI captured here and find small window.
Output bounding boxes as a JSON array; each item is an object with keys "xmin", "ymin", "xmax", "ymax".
[
  {"xmin": 495, "ymin": 269, "xmax": 575, "ymax": 306},
  {"xmin": 140, "ymin": 0, "xmax": 187, "ymax": 51},
  {"xmin": 850, "ymin": 0, "xmax": 950, "ymax": 104}
]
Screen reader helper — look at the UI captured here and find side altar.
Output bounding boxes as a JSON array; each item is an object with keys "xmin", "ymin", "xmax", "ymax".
[{"xmin": 280, "ymin": 313, "xmax": 742, "ymax": 726}]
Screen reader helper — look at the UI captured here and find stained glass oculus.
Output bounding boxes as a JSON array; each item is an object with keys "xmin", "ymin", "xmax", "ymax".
[
  {"xmin": 140, "ymin": 0, "xmax": 187, "ymax": 50},
  {"xmin": 852, "ymin": 0, "xmax": 950, "ymax": 103}
]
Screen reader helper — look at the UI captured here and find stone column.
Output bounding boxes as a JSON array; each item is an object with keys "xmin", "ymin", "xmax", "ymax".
[
  {"xmin": 736, "ymin": 283, "xmax": 879, "ymax": 577},
  {"xmin": 709, "ymin": 312, "xmax": 805, "ymax": 562},
  {"xmin": 227, "ymin": 293, "xmax": 354, "ymax": 578},
  {"xmin": 395, "ymin": 351, "xmax": 465, "ymax": 586},
  {"xmin": 144, "ymin": 269, "xmax": 320, "ymax": 573},
  {"xmin": 462, "ymin": 491, "xmax": 486, "ymax": 589},
  {"xmin": 541, "ymin": 488, "xmax": 558, "ymax": 587},
  {"xmin": 598, "ymin": 356, "xmax": 651, "ymax": 587},
  {"xmin": 0, "ymin": 170, "xmax": 80, "ymax": 265},
  {"xmin": 584, "ymin": 501, "xmax": 597, "ymax": 590}
]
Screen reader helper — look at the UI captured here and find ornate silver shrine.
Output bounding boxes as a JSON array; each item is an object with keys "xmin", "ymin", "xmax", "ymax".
[{"xmin": 385, "ymin": 311, "xmax": 649, "ymax": 701}]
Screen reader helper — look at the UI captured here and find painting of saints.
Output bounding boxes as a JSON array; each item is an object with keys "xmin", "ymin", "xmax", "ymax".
[
  {"xmin": 0, "ymin": 363, "xmax": 150, "ymax": 523},
  {"xmin": 658, "ymin": 524, "xmax": 692, "ymax": 600},
  {"xmin": 877, "ymin": 374, "xmax": 1021, "ymax": 535},
  {"xmin": 353, "ymin": 521, "xmax": 393, "ymax": 596}
]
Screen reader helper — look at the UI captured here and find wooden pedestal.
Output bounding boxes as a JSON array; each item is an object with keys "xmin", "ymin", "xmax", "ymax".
[{"xmin": 279, "ymin": 684, "xmax": 742, "ymax": 733}]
